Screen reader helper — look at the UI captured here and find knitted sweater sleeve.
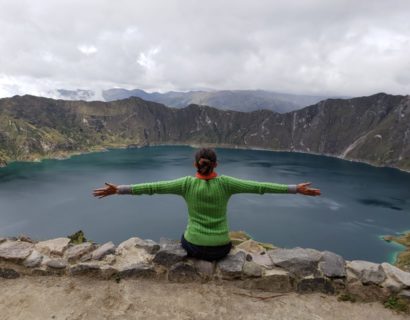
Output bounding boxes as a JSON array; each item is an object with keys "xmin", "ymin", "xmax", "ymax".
[
  {"xmin": 117, "ymin": 177, "xmax": 187, "ymax": 196},
  {"xmin": 221, "ymin": 175, "xmax": 297, "ymax": 195}
]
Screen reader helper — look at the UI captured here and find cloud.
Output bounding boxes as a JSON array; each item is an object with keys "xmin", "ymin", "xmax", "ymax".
[{"xmin": 0, "ymin": 0, "xmax": 409, "ymax": 99}]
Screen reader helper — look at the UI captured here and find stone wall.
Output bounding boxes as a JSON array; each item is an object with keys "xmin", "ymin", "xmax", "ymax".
[{"xmin": 1, "ymin": 235, "xmax": 410, "ymax": 303}]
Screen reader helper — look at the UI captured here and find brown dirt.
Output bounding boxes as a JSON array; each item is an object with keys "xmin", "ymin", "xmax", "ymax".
[{"xmin": 0, "ymin": 276, "xmax": 408, "ymax": 320}]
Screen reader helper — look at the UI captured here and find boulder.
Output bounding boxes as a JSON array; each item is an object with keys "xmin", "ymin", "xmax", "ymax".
[
  {"xmin": 117, "ymin": 237, "xmax": 160, "ymax": 255},
  {"xmin": 91, "ymin": 242, "xmax": 116, "ymax": 260},
  {"xmin": 46, "ymin": 258, "xmax": 68, "ymax": 269},
  {"xmin": 318, "ymin": 251, "xmax": 346, "ymax": 278},
  {"xmin": 153, "ymin": 239, "xmax": 187, "ymax": 267},
  {"xmin": 216, "ymin": 251, "xmax": 246, "ymax": 279},
  {"xmin": 268, "ymin": 248, "xmax": 322, "ymax": 277},
  {"xmin": 238, "ymin": 268, "xmax": 294, "ymax": 292},
  {"xmin": 35, "ymin": 238, "xmax": 70, "ymax": 256},
  {"xmin": 118, "ymin": 263, "xmax": 157, "ymax": 279},
  {"xmin": 168, "ymin": 262, "xmax": 201, "ymax": 283},
  {"xmin": 242, "ymin": 260, "xmax": 263, "ymax": 278},
  {"xmin": 381, "ymin": 263, "xmax": 410, "ymax": 291},
  {"xmin": 0, "ymin": 241, "xmax": 33, "ymax": 262},
  {"xmin": 0, "ymin": 268, "xmax": 20, "ymax": 279},
  {"xmin": 64, "ymin": 242, "xmax": 94, "ymax": 262},
  {"xmin": 347, "ymin": 261, "xmax": 386, "ymax": 285},
  {"xmin": 23, "ymin": 250, "xmax": 43, "ymax": 268},
  {"xmin": 296, "ymin": 276, "xmax": 335, "ymax": 294}
]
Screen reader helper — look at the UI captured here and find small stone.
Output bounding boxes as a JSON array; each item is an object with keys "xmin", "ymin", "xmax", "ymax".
[
  {"xmin": 153, "ymin": 241, "xmax": 187, "ymax": 267},
  {"xmin": 381, "ymin": 263, "xmax": 410, "ymax": 288},
  {"xmin": 318, "ymin": 251, "xmax": 346, "ymax": 278},
  {"xmin": 0, "ymin": 268, "xmax": 20, "ymax": 279},
  {"xmin": 69, "ymin": 263, "xmax": 102, "ymax": 276},
  {"xmin": 91, "ymin": 242, "xmax": 116, "ymax": 260},
  {"xmin": 0, "ymin": 240, "xmax": 33, "ymax": 262},
  {"xmin": 35, "ymin": 238, "xmax": 70, "ymax": 256},
  {"xmin": 168, "ymin": 262, "xmax": 201, "ymax": 283},
  {"xmin": 117, "ymin": 237, "xmax": 160, "ymax": 255},
  {"xmin": 297, "ymin": 276, "xmax": 335, "ymax": 294},
  {"xmin": 17, "ymin": 234, "xmax": 34, "ymax": 243},
  {"xmin": 347, "ymin": 261, "xmax": 386, "ymax": 285},
  {"xmin": 46, "ymin": 258, "xmax": 68, "ymax": 269},
  {"xmin": 243, "ymin": 260, "xmax": 263, "ymax": 277},
  {"xmin": 118, "ymin": 263, "xmax": 157, "ymax": 279},
  {"xmin": 268, "ymin": 248, "xmax": 322, "ymax": 277},
  {"xmin": 23, "ymin": 250, "xmax": 43, "ymax": 268},
  {"xmin": 238, "ymin": 268, "xmax": 294, "ymax": 292},
  {"xmin": 217, "ymin": 251, "xmax": 246, "ymax": 279},
  {"xmin": 64, "ymin": 242, "xmax": 94, "ymax": 262}
]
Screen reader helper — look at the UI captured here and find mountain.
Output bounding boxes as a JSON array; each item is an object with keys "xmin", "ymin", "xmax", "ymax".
[
  {"xmin": 56, "ymin": 89, "xmax": 96, "ymax": 101},
  {"xmin": 102, "ymin": 89, "xmax": 332, "ymax": 113},
  {"xmin": 0, "ymin": 93, "xmax": 408, "ymax": 171}
]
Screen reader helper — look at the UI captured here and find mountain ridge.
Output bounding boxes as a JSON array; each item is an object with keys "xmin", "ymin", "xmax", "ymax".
[{"xmin": 0, "ymin": 92, "xmax": 409, "ymax": 171}]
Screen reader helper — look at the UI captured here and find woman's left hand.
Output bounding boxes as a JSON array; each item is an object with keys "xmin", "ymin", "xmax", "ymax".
[
  {"xmin": 93, "ymin": 182, "xmax": 118, "ymax": 198},
  {"xmin": 297, "ymin": 182, "xmax": 321, "ymax": 196}
]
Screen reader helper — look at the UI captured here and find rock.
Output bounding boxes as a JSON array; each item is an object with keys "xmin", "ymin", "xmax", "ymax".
[
  {"xmin": 118, "ymin": 263, "xmax": 157, "ymax": 279},
  {"xmin": 103, "ymin": 254, "xmax": 116, "ymax": 265},
  {"xmin": 243, "ymin": 260, "xmax": 263, "ymax": 278},
  {"xmin": 216, "ymin": 251, "xmax": 246, "ymax": 279},
  {"xmin": 17, "ymin": 234, "xmax": 34, "ymax": 243},
  {"xmin": 347, "ymin": 261, "xmax": 386, "ymax": 285},
  {"xmin": 46, "ymin": 258, "xmax": 68, "ymax": 269},
  {"xmin": 153, "ymin": 240, "xmax": 187, "ymax": 267},
  {"xmin": 23, "ymin": 250, "xmax": 43, "ymax": 268},
  {"xmin": 192, "ymin": 259, "xmax": 215, "ymax": 278},
  {"xmin": 117, "ymin": 237, "xmax": 160, "ymax": 255},
  {"xmin": 398, "ymin": 289, "xmax": 410, "ymax": 301},
  {"xmin": 268, "ymin": 248, "xmax": 322, "ymax": 277},
  {"xmin": 0, "ymin": 238, "xmax": 6, "ymax": 244},
  {"xmin": 0, "ymin": 268, "xmax": 20, "ymax": 279},
  {"xmin": 346, "ymin": 282, "xmax": 390, "ymax": 302},
  {"xmin": 381, "ymin": 263, "xmax": 410, "ymax": 291},
  {"xmin": 168, "ymin": 262, "xmax": 201, "ymax": 283},
  {"xmin": 0, "ymin": 241, "xmax": 33, "ymax": 262},
  {"xmin": 69, "ymin": 263, "xmax": 102, "ymax": 276},
  {"xmin": 250, "ymin": 251, "xmax": 274, "ymax": 269},
  {"xmin": 238, "ymin": 268, "xmax": 294, "ymax": 292},
  {"xmin": 35, "ymin": 238, "xmax": 70, "ymax": 256},
  {"xmin": 236, "ymin": 239, "xmax": 265, "ymax": 254},
  {"xmin": 91, "ymin": 242, "xmax": 116, "ymax": 260},
  {"xmin": 318, "ymin": 251, "xmax": 346, "ymax": 278},
  {"xmin": 64, "ymin": 242, "xmax": 94, "ymax": 262},
  {"xmin": 297, "ymin": 276, "xmax": 335, "ymax": 294}
]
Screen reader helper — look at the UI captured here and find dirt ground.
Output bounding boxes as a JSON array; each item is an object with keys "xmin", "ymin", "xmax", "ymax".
[{"xmin": 0, "ymin": 276, "xmax": 407, "ymax": 320}]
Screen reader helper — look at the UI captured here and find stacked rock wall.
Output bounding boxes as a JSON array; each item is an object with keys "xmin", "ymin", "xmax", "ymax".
[{"xmin": 1, "ymin": 235, "xmax": 410, "ymax": 303}]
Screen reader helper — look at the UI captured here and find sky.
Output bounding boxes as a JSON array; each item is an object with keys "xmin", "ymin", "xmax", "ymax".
[{"xmin": 0, "ymin": 0, "xmax": 410, "ymax": 99}]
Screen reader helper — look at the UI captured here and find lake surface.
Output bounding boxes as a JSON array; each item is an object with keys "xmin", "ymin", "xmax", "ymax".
[{"xmin": 1, "ymin": 145, "xmax": 409, "ymax": 263}]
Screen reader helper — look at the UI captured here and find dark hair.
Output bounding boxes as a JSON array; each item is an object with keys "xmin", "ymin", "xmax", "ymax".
[{"xmin": 195, "ymin": 148, "xmax": 217, "ymax": 175}]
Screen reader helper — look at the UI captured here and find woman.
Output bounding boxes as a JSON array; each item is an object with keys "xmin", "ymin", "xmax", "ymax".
[{"xmin": 93, "ymin": 148, "xmax": 320, "ymax": 261}]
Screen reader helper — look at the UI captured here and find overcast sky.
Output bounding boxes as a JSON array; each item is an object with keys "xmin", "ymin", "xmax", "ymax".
[{"xmin": 0, "ymin": 0, "xmax": 409, "ymax": 99}]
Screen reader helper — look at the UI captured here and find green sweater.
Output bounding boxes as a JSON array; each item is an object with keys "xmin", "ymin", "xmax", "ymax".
[{"xmin": 118, "ymin": 175, "xmax": 297, "ymax": 246}]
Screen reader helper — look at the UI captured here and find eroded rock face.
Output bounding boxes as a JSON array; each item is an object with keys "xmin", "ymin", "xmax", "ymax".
[
  {"xmin": 268, "ymin": 248, "xmax": 322, "ymax": 277},
  {"xmin": 347, "ymin": 261, "xmax": 386, "ymax": 285},
  {"xmin": 35, "ymin": 238, "xmax": 70, "ymax": 256},
  {"xmin": 0, "ymin": 241, "xmax": 33, "ymax": 262}
]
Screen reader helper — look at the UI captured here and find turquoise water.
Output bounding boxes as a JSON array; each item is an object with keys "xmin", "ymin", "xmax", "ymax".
[{"xmin": 0, "ymin": 145, "xmax": 409, "ymax": 263}]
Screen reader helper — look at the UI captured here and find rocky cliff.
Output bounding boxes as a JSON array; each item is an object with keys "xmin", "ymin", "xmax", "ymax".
[{"xmin": 0, "ymin": 93, "xmax": 409, "ymax": 171}]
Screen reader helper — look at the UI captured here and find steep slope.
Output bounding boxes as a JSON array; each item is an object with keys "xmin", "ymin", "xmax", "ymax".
[{"xmin": 0, "ymin": 93, "xmax": 408, "ymax": 171}]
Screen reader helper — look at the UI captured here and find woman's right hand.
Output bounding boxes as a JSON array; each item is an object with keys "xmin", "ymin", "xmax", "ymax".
[
  {"xmin": 93, "ymin": 182, "xmax": 118, "ymax": 198},
  {"xmin": 297, "ymin": 182, "xmax": 321, "ymax": 196}
]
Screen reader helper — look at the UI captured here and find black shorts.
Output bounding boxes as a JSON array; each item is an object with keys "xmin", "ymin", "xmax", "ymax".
[{"xmin": 180, "ymin": 234, "xmax": 232, "ymax": 262}]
